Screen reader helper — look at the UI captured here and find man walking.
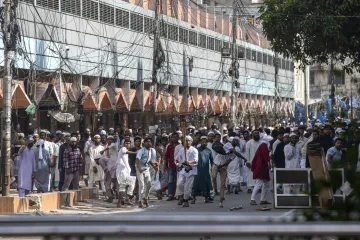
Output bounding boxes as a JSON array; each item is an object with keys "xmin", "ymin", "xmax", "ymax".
[
  {"xmin": 245, "ymin": 130, "xmax": 263, "ymax": 193},
  {"xmin": 17, "ymin": 138, "xmax": 36, "ymax": 197},
  {"xmin": 58, "ymin": 133, "xmax": 71, "ymax": 191},
  {"xmin": 62, "ymin": 137, "xmax": 83, "ymax": 191},
  {"xmin": 89, "ymin": 134, "xmax": 106, "ymax": 192},
  {"xmin": 136, "ymin": 137, "xmax": 157, "ymax": 208},
  {"xmin": 175, "ymin": 136, "xmax": 198, "ymax": 207},
  {"xmin": 163, "ymin": 132, "xmax": 180, "ymax": 201},
  {"xmin": 284, "ymin": 133, "xmax": 301, "ymax": 194}
]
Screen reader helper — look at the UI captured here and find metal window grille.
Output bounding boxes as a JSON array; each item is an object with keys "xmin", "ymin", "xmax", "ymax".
[
  {"xmin": 179, "ymin": 28, "xmax": 188, "ymax": 44},
  {"xmin": 214, "ymin": 39, "xmax": 222, "ymax": 52},
  {"xmin": 206, "ymin": 37, "xmax": 214, "ymax": 50},
  {"xmin": 100, "ymin": 3, "xmax": 114, "ymax": 25},
  {"xmin": 237, "ymin": 46, "xmax": 245, "ymax": 59},
  {"xmin": 251, "ymin": 50, "xmax": 257, "ymax": 62},
  {"xmin": 37, "ymin": 0, "xmax": 59, "ymax": 10},
  {"xmin": 281, "ymin": 59, "xmax": 286, "ymax": 69},
  {"xmin": 115, "ymin": 8, "xmax": 130, "ymax": 28},
  {"xmin": 199, "ymin": 34, "xmax": 207, "ymax": 48},
  {"xmin": 130, "ymin": 13, "xmax": 144, "ymax": 32},
  {"xmin": 263, "ymin": 53, "xmax": 268, "ymax": 64},
  {"xmin": 257, "ymin": 51, "xmax": 262, "ymax": 63},
  {"xmin": 268, "ymin": 55, "xmax": 273, "ymax": 66},
  {"xmin": 223, "ymin": 41, "xmax": 229, "ymax": 49},
  {"xmin": 189, "ymin": 30, "xmax": 197, "ymax": 46},
  {"xmin": 168, "ymin": 24, "xmax": 178, "ymax": 41},
  {"xmin": 246, "ymin": 48, "xmax": 251, "ymax": 60},
  {"xmin": 160, "ymin": 22, "xmax": 168, "ymax": 38},
  {"xmin": 82, "ymin": 0, "xmax": 99, "ymax": 21},
  {"xmin": 61, "ymin": 0, "xmax": 81, "ymax": 16},
  {"xmin": 286, "ymin": 60, "xmax": 290, "ymax": 71},
  {"xmin": 19, "ymin": 0, "xmax": 34, "ymax": 4},
  {"xmin": 144, "ymin": 17, "xmax": 154, "ymax": 34}
]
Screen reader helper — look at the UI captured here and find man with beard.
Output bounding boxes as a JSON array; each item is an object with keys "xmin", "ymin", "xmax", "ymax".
[
  {"xmin": 211, "ymin": 131, "xmax": 226, "ymax": 198},
  {"xmin": 239, "ymin": 130, "xmax": 250, "ymax": 186},
  {"xmin": 17, "ymin": 137, "xmax": 36, "ymax": 197},
  {"xmin": 273, "ymin": 133, "xmax": 289, "ymax": 169},
  {"xmin": 58, "ymin": 133, "xmax": 71, "ymax": 191},
  {"xmin": 164, "ymin": 132, "xmax": 180, "ymax": 201},
  {"xmin": 136, "ymin": 137, "xmax": 157, "ymax": 208},
  {"xmin": 284, "ymin": 133, "xmax": 301, "ymax": 194},
  {"xmin": 89, "ymin": 135, "xmax": 105, "ymax": 192},
  {"xmin": 192, "ymin": 136, "xmax": 213, "ymax": 203},
  {"xmin": 306, "ymin": 130, "xmax": 321, "ymax": 168},
  {"xmin": 62, "ymin": 137, "xmax": 83, "ymax": 191},
  {"xmin": 100, "ymin": 130, "xmax": 108, "ymax": 147},
  {"xmin": 320, "ymin": 125, "xmax": 334, "ymax": 154},
  {"xmin": 83, "ymin": 132, "xmax": 94, "ymax": 187},
  {"xmin": 245, "ymin": 130, "xmax": 263, "ymax": 193},
  {"xmin": 175, "ymin": 136, "xmax": 198, "ymax": 207}
]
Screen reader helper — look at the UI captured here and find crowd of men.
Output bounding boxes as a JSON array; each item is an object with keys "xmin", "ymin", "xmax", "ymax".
[{"xmin": 11, "ymin": 120, "xmax": 360, "ymax": 208}]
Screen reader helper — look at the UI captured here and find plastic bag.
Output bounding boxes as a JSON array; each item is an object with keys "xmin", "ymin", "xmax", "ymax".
[
  {"xmin": 150, "ymin": 172, "xmax": 161, "ymax": 192},
  {"xmin": 160, "ymin": 170, "xmax": 168, "ymax": 189}
]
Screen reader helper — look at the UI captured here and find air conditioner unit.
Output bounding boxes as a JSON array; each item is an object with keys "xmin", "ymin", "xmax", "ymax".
[{"xmin": 221, "ymin": 48, "xmax": 231, "ymax": 58}]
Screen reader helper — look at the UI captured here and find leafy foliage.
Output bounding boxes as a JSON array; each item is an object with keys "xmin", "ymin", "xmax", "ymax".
[{"xmin": 259, "ymin": 0, "xmax": 360, "ymax": 73}]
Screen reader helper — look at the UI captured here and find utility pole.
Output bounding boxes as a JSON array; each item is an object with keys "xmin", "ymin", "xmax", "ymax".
[
  {"xmin": 151, "ymin": 0, "xmax": 160, "ymax": 126},
  {"xmin": 274, "ymin": 52, "xmax": 279, "ymax": 125},
  {"xmin": 350, "ymin": 78, "xmax": 353, "ymax": 120},
  {"xmin": 304, "ymin": 66, "xmax": 309, "ymax": 127},
  {"xmin": 230, "ymin": 0, "xmax": 237, "ymax": 128},
  {"xmin": 1, "ymin": 0, "xmax": 14, "ymax": 196}
]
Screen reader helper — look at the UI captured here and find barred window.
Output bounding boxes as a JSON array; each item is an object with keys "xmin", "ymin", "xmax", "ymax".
[
  {"xmin": 168, "ymin": 24, "xmax": 178, "ymax": 41},
  {"xmin": 115, "ymin": 8, "xmax": 130, "ymax": 28},
  {"xmin": 144, "ymin": 17, "xmax": 154, "ymax": 34},
  {"xmin": 19, "ymin": 0, "xmax": 34, "ymax": 3},
  {"xmin": 130, "ymin": 13, "xmax": 144, "ymax": 32},
  {"xmin": 37, "ymin": 0, "xmax": 59, "ymax": 10},
  {"xmin": 263, "ymin": 53, "xmax": 268, "ymax": 65},
  {"xmin": 237, "ymin": 46, "xmax": 245, "ymax": 59},
  {"xmin": 160, "ymin": 22, "xmax": 168, "ymax": 38},
  {"xmin": 223, "ymin": 41, "xmax": 229, "ymax": 49},
  {"xmin": 207, "ymin": 37, "xmax": 214, "ymax": 50},
  {"xmin": 257, "ymin": 51, "xmax": 262, "ymax": 63},
  {"xmin": 179, "ymin": 28, "xmax": 188, "ymax": 44},
  {"xmin": 215, "ymin": 39, "xmax": 222, "ymax": 52},
  {"xmin": 61, "ymin": 0, "xmax": 81, "ymax": 16},
  {"xmin": 82, "ymin": 0, "xmax": 99, "ymax": 21},
  {"xmin": 286, "ymin": 60, "xmax": 290, "ymax": 71},
  {"xmin": 246, "ymin": 48, "xmax": 251, "ymax": 60},
  {"xmin": 100, "ymin": 3, "xmax": 114, "ymax": 25},
  {"xmin": 199, "ymin": 34, "xmax": 207, "ymax": 48},
  {"xmin": 281, "ymin": 59, "xmax": 286, "ymax": 69},
  {"xmin": 268, "ymin": 55, "xmax": 273, "ymax": 66},
  {"xmin": 189, "ymin": 30, "xmax": 197, "ymax": 46},
  {"xmin": 252, "ymin": 50, "xmax": 257, "ymax": 61}
]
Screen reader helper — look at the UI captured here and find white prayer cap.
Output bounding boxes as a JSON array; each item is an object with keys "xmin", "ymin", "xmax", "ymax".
[
  {"xmin": 198, "ymin": 127, "xmax": 204, "ymax": 131},
  {"xmin": 188, "ymin": 125, "xmax": 195, "ymax": 129},
  {"xmin": 214, "ymin": 130, "xmax": 221, "ymax": 135},
  {"xmin": 94, "ymin": 134, "xmax": 100, "ymax": 138},
  {"xmin": 283, "ymin": 133, "xmax": 290, "ymax": 137},
  {"xmin": 162, "ymin": 133, "xmax": 169, "ymax": 138},
  {"xmin": 33, "ymin": 133, "xmax": 39, "ymax": 137},
  {"xmin": 223, "ymin": 127, "xmax": 228, "ymax": 131},
  {"xmin": 128, "ymin": 129, "xmax": 133, "ymax": 134},
  {"xmin": 229, "ymin": 137, "xmax": 234, "ymax": 142},
  {"xmin": 222, "ymin": 134, "xmax": 228, "ymax": 138},
  {"xmin": 235, "ymin": 126, "xmax": 240, "ymax": 130},
  {"xmin": 335, "ymin": 128, "xmax": 344, "ymax": 133},
  {"xmin": 100, "ymin": 130, "xmax": 107, "ymax": 135},
  {"xmin": 200, "ymin": 136, "xmax": 208, "ymax": 140},
  {"xmin": 292, "ymin": 127, "xmax": 298, "ymax": 131},
  {"xmin": 56, "ymin": 130, "xmax": 62, "ymax": 134},
  {"xmin": 109, "ymin": 128, "xmax": 114, "ymax": 131},
  {"xmin": 300, "ymin": 122, "xmax": 304, "ymax": 126},
  {"xmin": 17, "ymin": 133, "xmax": 25, "ymax": 138},
  {"xmin": 289, "ymin": 133, "xmax": 297, "ymax": 137},
  {"xmin": 203, "ymin": 127, "xmax": 207, "ymax": 130},
  {"xmin": 194, "ymin": 130, "xmax": 201, "ymax": 135},
  {"xmin": 94, "ymin": 154, "xmax": 102, "ymax": 160},
  {"xmin": 185, "ymin": 136, "xmax": 193, "ymax": 141},
  {"xmin": 70, "ymin": 137, "xmax": 77, "ymax": 142},
  {"xmin": 64, "ymin": 132, "xmax": 71, "ymax": 137},
  {"xmin": 85, "ymin": 128, "xmax": 90, "ymax": 132},
  {"xmin": 40, "ymin": 129, "xmax": 46, "ymax": 134},
  {"xmin": 176, "ymin": 130, "xmax": 182, "ymax": 134},
  {"xmin": 107, "ymin": 135, "xmax": 114, "ymax": 139},
  {"xmin": 27, "ymin": 137, "xmax": 34, "ymax": 142},
  {"xmin": 207, "ymin": 131, "xmax": 215, "ymax": 136}
]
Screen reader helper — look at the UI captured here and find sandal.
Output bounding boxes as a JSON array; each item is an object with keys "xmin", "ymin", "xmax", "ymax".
[
  {"xmin": 250, "ymin": 200, "xmax": 257, "ymax": 205},
  {"xmin": 260, "ymin": 201, "xmax": 272, "ymax": 205}
]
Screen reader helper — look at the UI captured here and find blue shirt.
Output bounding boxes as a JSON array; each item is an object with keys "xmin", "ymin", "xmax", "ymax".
[{"xmin": 136, "ymin": 147, "xmax": 156, "ymax": 169}]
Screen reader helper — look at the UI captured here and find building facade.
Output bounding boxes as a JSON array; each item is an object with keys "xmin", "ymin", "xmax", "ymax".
[{"xmin": 2, "ymin": 0, "xmax": 295, "ymax": 134}]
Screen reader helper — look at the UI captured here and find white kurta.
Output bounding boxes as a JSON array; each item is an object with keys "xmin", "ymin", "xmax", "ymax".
[
  {"xmin": 175, "ymin": 146, "xmax": 199, "ymax": 177},
  {"xmin": 227, "ymin": 146, "xmax": 242, "ymax": 185},
  {"xmin": 89, "ymin": 145, "xmax": 105, "ymax": 181},
  {"xmin": 284, "ymin": 143, "xmax": 301, "ymax": 169},
  {"xmin": 17, "ymin": 148, "xmax": 36, "ymax": 191},
  {"xmin": 245, "ymin": 139, "xmax": 262, "ymax": 188},
  {"xmin": 84, "ymin": 140, "xmax": 94, "ymax": 175}
]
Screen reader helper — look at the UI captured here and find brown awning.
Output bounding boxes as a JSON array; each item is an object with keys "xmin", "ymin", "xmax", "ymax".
[
  {"xmin": 99, "ymin": 89, "xmax": 112, "ymax": 110},
  {"xmin": 12, "ymin": 84, "xmax": 31, "ymax": 108},
  {"xmin": 82, "ymin": 86, "xmax": 97, "ymax": 110},
  {"xmin": 130, "ymin": 89, "xmax": 141, "ymax": 111},
  {"xmin": 115, "ymin": 88, "xmax": 128, "ymax": 112}
]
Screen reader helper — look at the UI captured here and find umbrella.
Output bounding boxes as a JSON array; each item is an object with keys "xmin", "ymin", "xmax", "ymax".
[{"xmin": 49, "ymin": 111, "xmax": 75, "ymax": 123}]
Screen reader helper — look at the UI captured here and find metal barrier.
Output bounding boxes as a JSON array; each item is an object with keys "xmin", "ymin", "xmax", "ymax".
[
  {"xmin": 273, "ymin": 168, "xmax": 345, "ymax": 208},
  {"xmin": 0, "ymin": 214, "xmax": 359, "ymax": 238}
]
